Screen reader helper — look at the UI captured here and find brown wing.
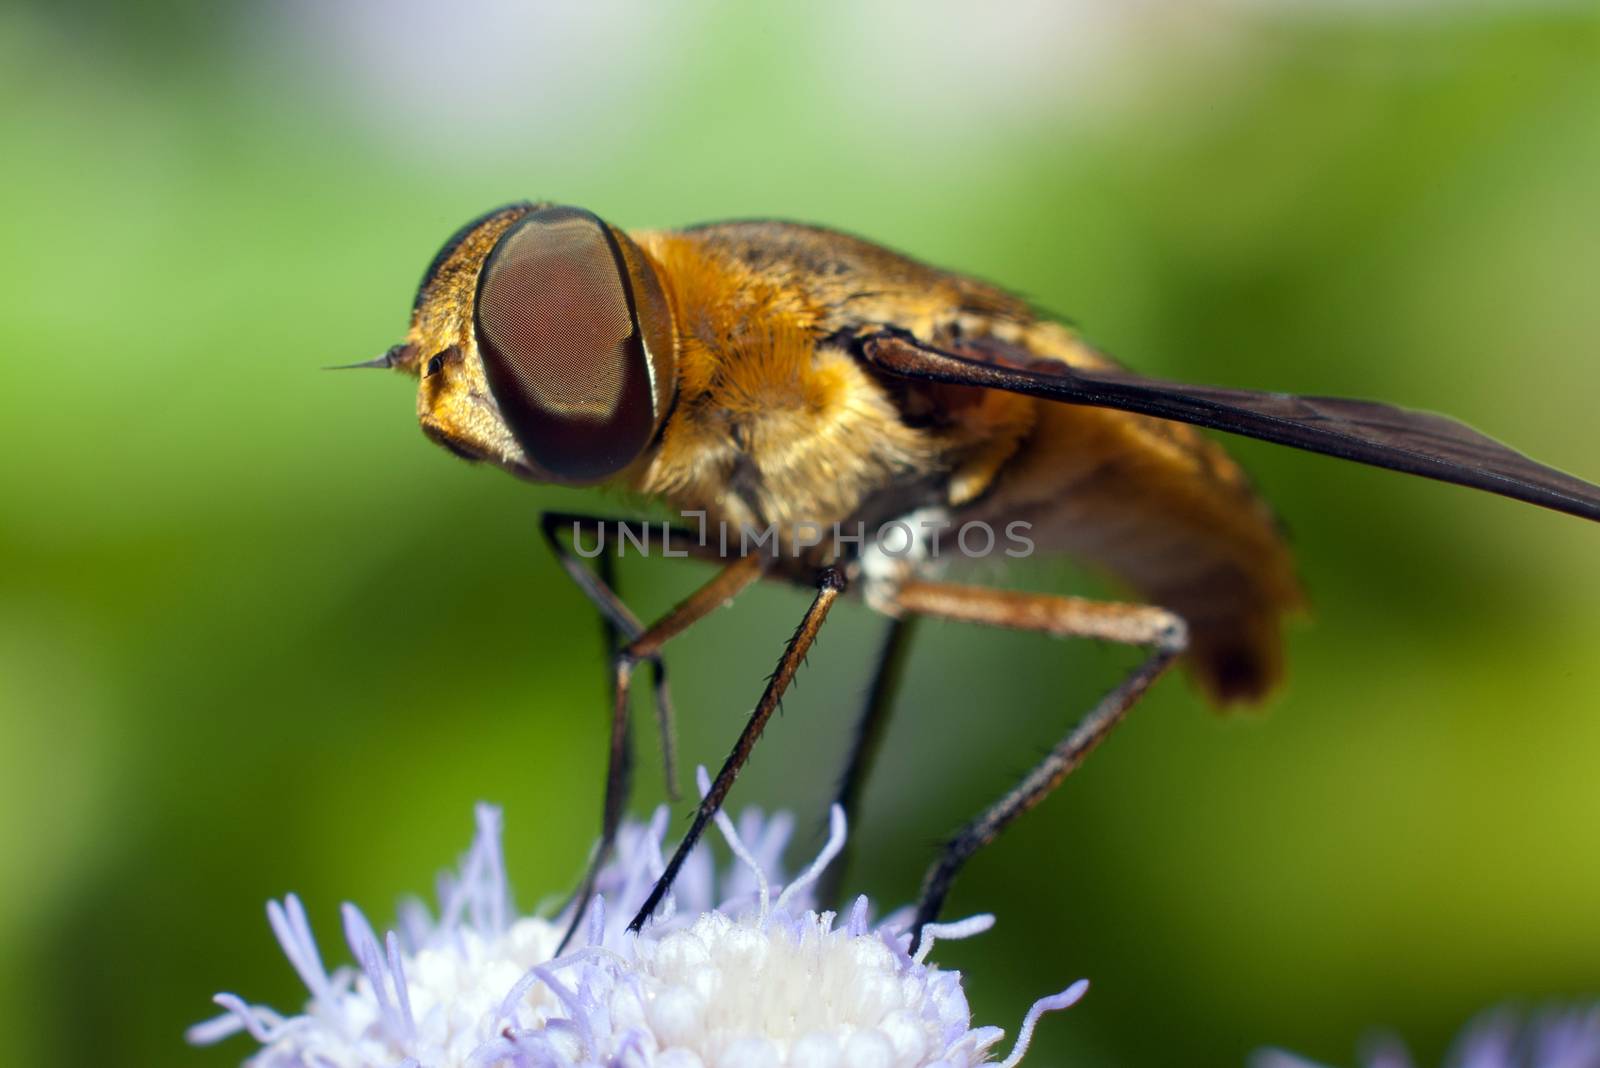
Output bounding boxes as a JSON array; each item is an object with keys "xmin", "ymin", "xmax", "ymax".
[{"xmin": 859, "ymin": 330, "xmax": 1600, "ymax": 523}]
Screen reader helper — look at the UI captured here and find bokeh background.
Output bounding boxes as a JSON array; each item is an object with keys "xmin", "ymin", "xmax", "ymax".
[{"xmin": 3, "ymin": 2, "xmax": 1599, "ymax": 1066}]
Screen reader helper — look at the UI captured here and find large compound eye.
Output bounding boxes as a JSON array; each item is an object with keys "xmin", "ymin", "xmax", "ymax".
[{"xmin": 473, "ymin": 205, "xmax": 675, "ymax": 483}]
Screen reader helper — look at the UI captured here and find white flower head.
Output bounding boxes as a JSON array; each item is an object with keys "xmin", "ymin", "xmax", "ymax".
[{"xmin": 190, "ymin": 768, "xmax": 1086, "ymax": 1068}]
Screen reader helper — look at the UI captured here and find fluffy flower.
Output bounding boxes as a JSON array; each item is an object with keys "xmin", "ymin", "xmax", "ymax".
[
  {"xmin": 190, "ymin": 770, "xmax": 1085, "ymax": 1067},
  {"xmin": 1256, "ymin": 1005, "xmax": 1600, "ymax": 1068}
]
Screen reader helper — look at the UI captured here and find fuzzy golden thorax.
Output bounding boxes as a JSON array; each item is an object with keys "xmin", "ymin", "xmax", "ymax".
[{"xmin": 622, "ymin": 232, "xmax": 939, "ymax": 535}]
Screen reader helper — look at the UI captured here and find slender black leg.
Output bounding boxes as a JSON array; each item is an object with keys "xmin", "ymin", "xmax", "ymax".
[
  {"xmin": 592, "ymin": 550, "xmax": 635, "ymax": 848},
  {"xmin": 553, "ymin": 549, "xmax": 771, "ymax": 952},
  {"xmin": 879, "ymin": 579, "xmax": 1189, "ymax": 951},
  {"xmin": 544, "ymin": 511, "xmax": 755, "ymax": 952},
  {"xmin": 816, "ymin": 615, "xmax": 919, "ymax": 909},
  {"xmin": 628, "ymin": 567, "xmax": 848, "ymax": 933},
  {"xmin": 596, "ymin": 551, "xmax": 621, "ymax": 696},
  {"xmin": 541, "ymin": 513, "xmax": 679, "ymax": 795}
]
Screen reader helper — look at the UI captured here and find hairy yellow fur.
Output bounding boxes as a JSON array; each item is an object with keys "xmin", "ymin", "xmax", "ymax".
[{"xmin": 627, "ymin": 235, "xmax": 936, "ymax": 537}]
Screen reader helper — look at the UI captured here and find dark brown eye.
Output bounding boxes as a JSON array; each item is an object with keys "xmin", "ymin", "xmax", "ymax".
[{"xmin": 473, "ymin": 205, "xmax": 675, "ymax": 483}]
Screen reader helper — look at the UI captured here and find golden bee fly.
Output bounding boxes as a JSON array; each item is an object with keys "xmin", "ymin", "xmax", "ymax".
[{"xmin": 346, "ymin": 202, "xmax": 1600, "ymax": 949}]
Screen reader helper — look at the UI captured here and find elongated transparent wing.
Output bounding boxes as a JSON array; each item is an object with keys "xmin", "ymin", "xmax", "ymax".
[{"xmin": 859, "ymin": 331, "xmax": 1600, "ymax": 523}]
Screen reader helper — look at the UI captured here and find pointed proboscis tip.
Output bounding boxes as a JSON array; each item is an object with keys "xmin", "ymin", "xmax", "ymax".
[{"xmin": 325, "ymin": 343, "xmax": 409, "ymax": 371}]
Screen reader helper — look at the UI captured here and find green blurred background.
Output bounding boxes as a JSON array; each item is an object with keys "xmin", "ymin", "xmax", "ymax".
[{"xmin": 3, "ymin": 3, "xmax": 1598, "ymax": 1066}]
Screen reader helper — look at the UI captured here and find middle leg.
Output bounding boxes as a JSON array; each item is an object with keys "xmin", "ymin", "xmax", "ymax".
[
  {"xmin": 883, "ymin": 579, "xmax": 1190, "ymax": 949},
  {"xmin": 816, "ymin": 614, "xmax": 920, "ymax": 909}
]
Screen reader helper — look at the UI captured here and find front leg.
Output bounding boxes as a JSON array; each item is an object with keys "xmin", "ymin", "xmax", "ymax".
[
  {"xmin": 629, "ymin": 566, "xmax": 848, "ymax": 933},
  {"xmin": 539, "ymin": 512, "xmax": 762, "ymax": 951},
  {"xmin": 541, "ymin": 511, "xmax": 709, "ymax": 801}
]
